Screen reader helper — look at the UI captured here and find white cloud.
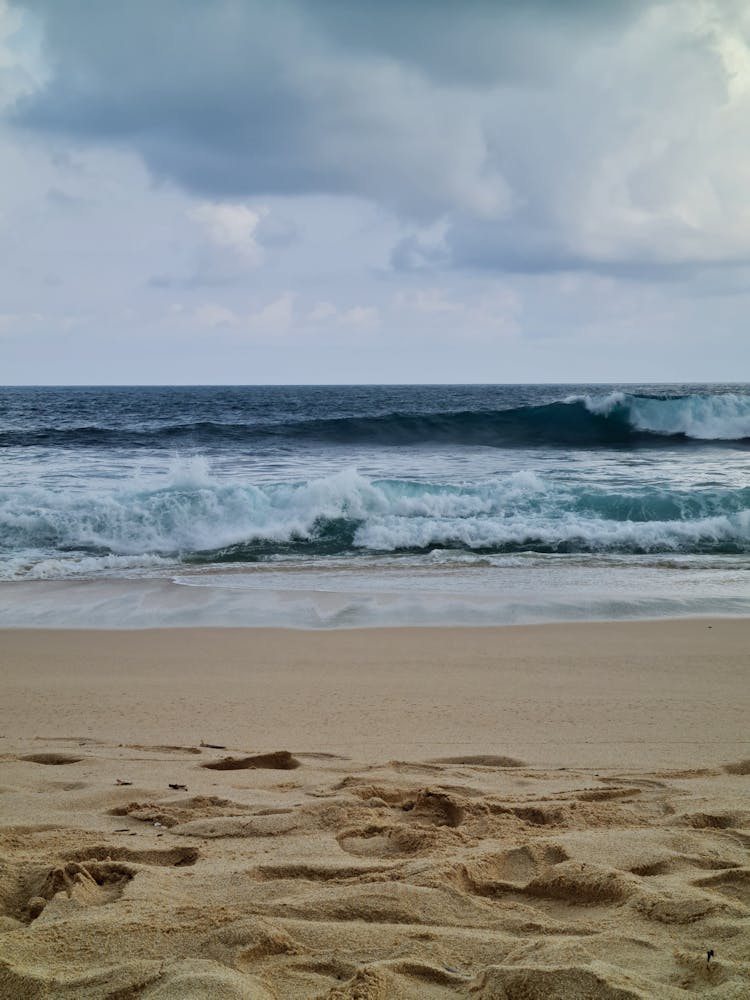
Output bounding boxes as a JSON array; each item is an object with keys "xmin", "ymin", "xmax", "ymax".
[
  {"xmin": 395, "ymin": 288, "xmax": 459, "ymax": 315},
  {"xmin": 191, "ymin": 293, "xmax": 297, "ymax": 334},
  {"xmin": 0, "ymin": 310, "xmax": 42, "ymax": 332},
  {"xmin": 396, "ymin": 284, "xmax": 521, "ymax": 339},
  {"xmin": 338, "ymin": 305, "xmax": 378, "ymax": 328},
  {"xmin": 188, "ymin": 292, "xmax": 379, "ymax": 341},
  {"xmin": 0, "ymin": 0, "xmax": 47, "ymax": 108},
  {"xmin": 308, "ymin": 301, "xmax": 338, "ymax": 322},
  {"xmin": 446, "ymin": 0, "xmax": 750, "ymax": 274},
  {"xmin": 193, "ymin": 303, "xmax": 237, "ymax": 328},
  {"xmin": 308, "ymin": 300, "xmax": 379, "ymax": 328},
  {"xmin": 246, "ymin": 291, "xmax": 296, "ymax": 334},
  {"xmin": 189, "ymin": 201, "xmax": 268, "ymax": 266}
]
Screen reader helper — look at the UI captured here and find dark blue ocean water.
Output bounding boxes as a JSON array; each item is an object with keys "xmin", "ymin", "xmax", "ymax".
[{"xmin": 1, "ymin": 384, "xmax": 749, "ymax": 626}]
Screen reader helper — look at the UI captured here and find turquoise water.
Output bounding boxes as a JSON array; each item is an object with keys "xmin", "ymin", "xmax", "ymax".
[{"xmin": 1, "ymin": 384, "xmax": 748, "ymax": 626}]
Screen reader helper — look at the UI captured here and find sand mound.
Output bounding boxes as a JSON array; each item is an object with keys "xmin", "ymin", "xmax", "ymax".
[
  {"xmin": 691, "ymin": 868, "xmax": 750, "ymax": 904},
  {"xmin": 142, "ymin": 959, "xmax": 275, "ymax": 999},
  {"xmin": 203, "ymin": 917, "xmax": 303, "ymax": 966},
  {"xmin": 724, "ymin": 759, "xmax": 750, "ymax": 775},
  {"xmin": 471, "ymin": 963, "xmax": 654, "ymax": 999},
  {"xmin": 632, "ymin": 890, "xmax": 737, "ymax": 924},
  {"xmin": 327, "ymin": 961, "xmax": 470, "ymax": 999},
  {"xmin": 0, "ymin": 958, "xmax": 277, "ymax": 1000},
  {"xmin": 253, "ymin": 859, "xmax": 394, "ymax": 882},
  {"xmin": 62, "ymin": 844, "xmax": 200, "ymax": 866},
  {"xmin": 258, "ymin": 880, "xmax": 499, "ymax": 929},
  {"xmin": 432, "ymin": 755, "xmax": 526, "ymax": 768},
  {"xmin": 109, "ymin": 794, "xmax": 243, "ymax": 827},
  {"xmin": 172, "ymin": 812, "xmax": 300, "ymax": 838},
  {"xmin": 681, "ymin": 810, "xmax": 745, "ymax": 830},
  {"xmin": 20, "ymin": 753, "xmax": 83, "ymax": 765},
  {"xmin": 523, "ymin": 861, "xmax": 638, "ymax": 904},
  {"xmin": 202, "ymin": 750, "xmax": 300, "ymax": 771},
  {"xmin": 0, "ymin": 959, "xmax": 161, "ymax": 999}
]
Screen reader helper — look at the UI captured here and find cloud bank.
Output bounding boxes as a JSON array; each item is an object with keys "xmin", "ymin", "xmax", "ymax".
[
  {"xmin": 1, "ymin": 0, "xmax": 749, "ymax": 382},
  {"xmin": 14, "ymin": 0, "xmax": 750, "ymax": 276}
]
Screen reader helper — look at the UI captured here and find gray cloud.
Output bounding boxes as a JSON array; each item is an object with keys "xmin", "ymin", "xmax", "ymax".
[
  {"xmin": 309, "ymin": 0, "xmax": 652, "ymax": 87},
  {"xmin": 9, "ymin": 0, "xmax": 750, "ymax": 280},
  {"xmin": 13, "ymin": 0, "xmax": 512, "ymax": 220}
]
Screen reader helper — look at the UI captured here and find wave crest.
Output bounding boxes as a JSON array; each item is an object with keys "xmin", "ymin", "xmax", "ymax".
[
  {"xmin": 2, "ymin": 392, "xmax": 748, "ymax": 449},
  {"xmin": 571, "ymin": 392, "xmax": 750, "ymax": 441},
  {"xmin": 2, "ymin": 467, "xmax": 749, "ymax": 577}
]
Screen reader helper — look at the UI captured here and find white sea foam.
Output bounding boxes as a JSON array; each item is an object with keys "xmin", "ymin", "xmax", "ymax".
[
  {"xmin": 569, "ymin": 391, "xmax": 750, "ymax": 439},
  {"xmin": 0, "ymin": 467, "xmax": 545, "ymax": 563},
  {"xmin": 353, "ymin": 510, "xmax": 750, "ymax": 552},
  {"xmin": 0, "ymin": 552, "xmax": 174, "ymax": 581},
  {"xmin": 1, "ymin": 463, "xmax": 749, "ymax": 579}
]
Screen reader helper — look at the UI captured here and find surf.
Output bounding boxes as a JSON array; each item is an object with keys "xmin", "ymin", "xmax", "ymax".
[
  {"xmin": 2, "ymin": 391, "xmax": 748, "ymax": 449},
  {"xmin": 2, "ymin": 466, "xmax": 750, "ymax": 578}
]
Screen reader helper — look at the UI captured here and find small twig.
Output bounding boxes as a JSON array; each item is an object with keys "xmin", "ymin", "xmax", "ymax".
[{"xmin": 200, "ymin": 740, "xmax": 227, "ymax": 750}]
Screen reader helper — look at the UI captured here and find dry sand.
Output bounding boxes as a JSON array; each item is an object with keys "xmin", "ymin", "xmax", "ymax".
[{"xmin": 0, "ymin": 619, "xmax": 749, "ymax": 998}]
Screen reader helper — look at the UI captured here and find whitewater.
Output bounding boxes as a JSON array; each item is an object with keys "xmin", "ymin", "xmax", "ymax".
[{"xmin": 1, "ymin": 384, "xmax": 748, "ymax": 627}]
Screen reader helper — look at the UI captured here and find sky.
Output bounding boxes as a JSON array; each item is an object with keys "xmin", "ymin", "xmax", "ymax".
[{"xmin": 1, "ymin": 0, "xmax": 749, "ymax": 384}]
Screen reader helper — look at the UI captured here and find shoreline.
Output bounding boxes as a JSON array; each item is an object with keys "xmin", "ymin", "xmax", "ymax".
[
  {"xmin": 1, "ymin": 610, "xmax": 749, "ymax": 630},
  {"xmin": 2, "ymin": 609, "xmax": 750, "ymax": 629},
  {"xmin": 2, "ymin": 573, "xmax": 749, "ymax": 630}
]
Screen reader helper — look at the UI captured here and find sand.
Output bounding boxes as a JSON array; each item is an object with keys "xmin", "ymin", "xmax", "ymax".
[{"xmin": 0, "ymin": 618, "xmax": 749, "ymax": 998}]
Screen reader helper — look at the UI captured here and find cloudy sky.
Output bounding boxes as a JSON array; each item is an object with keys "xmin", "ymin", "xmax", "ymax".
[{"xmin": 1, "ymin": 0, "xmax": 749, "ymax": 384}]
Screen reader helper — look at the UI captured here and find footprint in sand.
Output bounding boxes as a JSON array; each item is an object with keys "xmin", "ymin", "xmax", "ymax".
[
  {"xmin": 2, "ymin": 860, "xmax": 135, "ymax": 924},
  {"xmin": 456, "ymin": 843, "xmax": 569, "ymax": 896},
  {"xmin": 336, "ymin": 819, "xmax": 465, "ymax": 859},
  {"xmin": 340, "ymin": 780, "xmax": 466, "ymax": 827}
]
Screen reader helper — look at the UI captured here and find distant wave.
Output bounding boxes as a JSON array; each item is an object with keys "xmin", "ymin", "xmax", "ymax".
[
  {"xmin": 2, "ymin": 392, "xmax": 749, "ymax": 449},
  {"xmin": 2, "ymin": 466, "xmax": 750, "ymax": 578},
  {"xmin": 569, "ymin": 391, "xmax": 750, "ymax": 441}
]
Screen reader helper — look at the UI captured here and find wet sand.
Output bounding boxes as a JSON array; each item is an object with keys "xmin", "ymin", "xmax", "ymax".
[{"xmin": 1, "ymin": 619, "xmax": 749, "ymax": 997}]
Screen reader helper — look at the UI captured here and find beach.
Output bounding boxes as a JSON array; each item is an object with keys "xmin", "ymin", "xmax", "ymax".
[
  {"xmin": 1, "ymin": 618, "xmax": 749, "ymax": 997},
  {"xmin": 5, "ymin": 0, "xmax": 750, "ymax": 991}
]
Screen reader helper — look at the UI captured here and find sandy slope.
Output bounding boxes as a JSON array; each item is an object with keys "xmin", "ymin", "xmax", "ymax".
[{"xmin": 0, "ymin": 620, "xmax": 749, "ymax": 998}]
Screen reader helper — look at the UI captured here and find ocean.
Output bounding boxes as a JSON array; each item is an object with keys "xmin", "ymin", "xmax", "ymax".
[{"xmin": 1, "ymin": 383, "xmax": 749, "ymax": 628}]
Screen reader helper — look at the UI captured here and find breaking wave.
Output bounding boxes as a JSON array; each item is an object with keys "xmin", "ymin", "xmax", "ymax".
[
  {"xmin": 2, "ymin": 392, "xmax": 748, "ymax": 449},
  {"xmin": 2, "ymin": 465, "xmax": 750, "ymax": 578}
]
